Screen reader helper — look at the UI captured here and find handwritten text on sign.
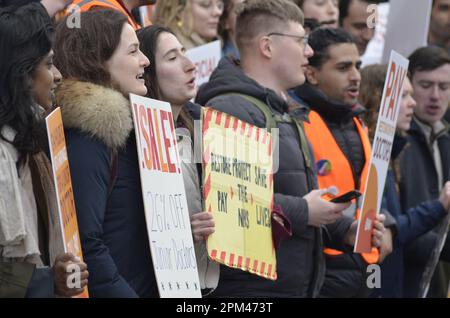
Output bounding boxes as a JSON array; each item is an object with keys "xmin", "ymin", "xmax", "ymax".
[
  {"xmin": 130, "ymin": 94, "xmax": 201, "ymax": 298},
  {"xmin": 186, "ymin": 40, "xmax": 221, "ymax": 90},
  {"xmin": 203, "ymin": 107, "xmax": 276, "ymax": 280},
  {"xmin": 354, "ymin": 51, "xmax": 409, "ymax": 253}
]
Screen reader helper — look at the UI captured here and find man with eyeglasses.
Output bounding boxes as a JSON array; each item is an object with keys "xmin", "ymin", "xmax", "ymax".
[
  {"xmin": 291, "ymin": 27, "xmax": 394, "ymax": 298},
  {"xmin": 196, "ymin": 0, "xmax": 386, "ymax": 298}
]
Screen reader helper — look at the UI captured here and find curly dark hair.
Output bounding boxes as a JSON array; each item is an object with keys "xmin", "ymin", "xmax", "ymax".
[{"xmin": 0, "ymin": 3, "xmax": 54, "ymax": 155}]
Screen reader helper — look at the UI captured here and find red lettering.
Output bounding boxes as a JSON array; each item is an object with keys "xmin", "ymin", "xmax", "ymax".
[
  {"xmin": 194, "ymin": 57, "xmax": 216, "ymax": 79},
  {"xmin": 160, "ymin": 110, "xmax": 176, "ymax": 173},
  {"xmin": 153, "ymin": 109, "xmax": 168, "ymax": 172},
  {"xmin": 381, "ymin": 62, "xmax": 396, "ymax": 118},
  {"xmin": 139, "ymin": 105, "xmax": 153, "ymax": 170},
  {"xmin": 133, "ymin": 103, "xmax": 144, "ymax": 168},
  {"xmin": 147, "ymin": 108, "xmax": 161, "ymax": 171}
]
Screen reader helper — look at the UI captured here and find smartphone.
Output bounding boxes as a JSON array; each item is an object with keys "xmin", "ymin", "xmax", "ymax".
[{"xmin": 330, "ymin": 190, "xmax": 362, "ymax": 203}]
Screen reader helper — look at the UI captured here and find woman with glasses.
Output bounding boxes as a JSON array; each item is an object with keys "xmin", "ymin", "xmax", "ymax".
[{"xmin": 154, "ymin": 0, "xmax": 224, "ymax": 49}]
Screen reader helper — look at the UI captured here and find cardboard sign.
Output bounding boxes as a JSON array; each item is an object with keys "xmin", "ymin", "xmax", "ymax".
[
  {"xmin": 354, "ymin": 51, "xmax": 409, "ymax": 253},
  {"xmin": 202, "ymin": 107, "xmax": 276, "ymax": 280},
  {"xmin": 45, "ymin": 107, "xmax": 88, "ymax": 298},
  {"xmin": 130, "ymin": 94, "xmax": 201, "ymax": 298},
  {"xmin": 186, "ymin": 40, "xmax": 221, "ymax": 90}
]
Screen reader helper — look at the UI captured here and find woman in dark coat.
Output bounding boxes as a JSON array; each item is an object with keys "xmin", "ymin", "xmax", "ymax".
[{"xmin": 54, "ymin": 9, "xmax": 158, "ymax": 297}]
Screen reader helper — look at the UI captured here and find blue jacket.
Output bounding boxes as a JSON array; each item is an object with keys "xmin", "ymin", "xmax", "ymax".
[
  {"xmin": 379, "ymin": 135, "xmax": 446, "ymax": 298},
  {"xmin": 57, "ymin": 80, "xmax": 158, "ymax": 298}
]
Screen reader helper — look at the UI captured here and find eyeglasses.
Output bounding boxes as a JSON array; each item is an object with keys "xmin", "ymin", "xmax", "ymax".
[
  {"xmin": 193, "ymin": 0, "xmax": 225, "ymax": 12},
  {"xmin": 267, "ymin": 32, "xmax": 309, "ymax": 48}
]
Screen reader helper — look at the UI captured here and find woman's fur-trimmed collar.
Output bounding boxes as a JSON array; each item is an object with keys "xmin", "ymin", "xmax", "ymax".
[{"xmin": 56, "ymin": 80, "xmax": 133, "ymax": 150}]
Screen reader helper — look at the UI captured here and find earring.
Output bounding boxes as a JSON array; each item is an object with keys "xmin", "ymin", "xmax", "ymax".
[{"xmin": 177, "ymin": 19, "xmax": 183, "ymax": 28}]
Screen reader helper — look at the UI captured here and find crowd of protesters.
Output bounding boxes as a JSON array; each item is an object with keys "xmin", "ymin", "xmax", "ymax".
[{"xmin": 0, "ymin": 0, "xmax": 449, "ymax": 298}]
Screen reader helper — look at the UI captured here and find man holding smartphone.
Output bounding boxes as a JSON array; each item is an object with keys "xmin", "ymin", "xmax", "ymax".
[{"xmin": 290, "ymin": 27, "xmax": 393, "ymax": 298}]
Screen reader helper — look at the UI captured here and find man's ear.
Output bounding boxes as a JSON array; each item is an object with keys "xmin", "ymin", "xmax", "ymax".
[
  {"xmin": 306, "ymin": 66, "xmax": 319, "ymax": 85},
  {"xmin": 259, "ymin": 36, "xmax": 272, "ymax": 59}
]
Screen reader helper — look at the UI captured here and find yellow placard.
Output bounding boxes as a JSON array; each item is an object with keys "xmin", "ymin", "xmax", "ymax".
[
  {"xmin": 46, "ymin": 107, "xmax": 88, "ymax": 298},
  {"xmin": 202, "ymin": 107, "xmax": 276, "ymax": 280}
]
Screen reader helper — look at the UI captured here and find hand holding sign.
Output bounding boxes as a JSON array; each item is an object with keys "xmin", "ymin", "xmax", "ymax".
[
  {"xmin": 304, "ymin": 187, "xmax": 351, "ymax": 227},
  {"xmin": 53, "ymin": 253, "xmax": 89, "ymax": 297},
  {"xmin": 190, "ymin": 212, "xmax": 215, "ymax": 243}
]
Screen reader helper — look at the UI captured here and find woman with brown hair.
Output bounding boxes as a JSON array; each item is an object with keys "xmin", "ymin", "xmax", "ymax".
[
  {"xmin": 54, "ymin": 9, "xmax": 158, "ymax": 297},
  {"xmin": 137, "ymin": 24, "xmax": 219, "ymax": 296},
  {"xmin": 359, "ymin": 64, "xmax": 450, "ymax": 297}
]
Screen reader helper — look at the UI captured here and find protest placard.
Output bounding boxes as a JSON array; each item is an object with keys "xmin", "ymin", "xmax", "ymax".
[
  {"xmin": 130, "ymin": 94, "xmax": 201, "ymax": 298},
  {"xmin": 354, "ymin": 51, "xmax": 409, "ymax": 253},
  {"xmin": 46, "ymin": 107, "xmax": 88, "ymax": 298},
  {"xmin": 186, "ymin": 40, "xmax": 221, "ymax": 90},
  {"xmin": 202, "ymin": 107, "xmax": 276, "ymax": 280}
]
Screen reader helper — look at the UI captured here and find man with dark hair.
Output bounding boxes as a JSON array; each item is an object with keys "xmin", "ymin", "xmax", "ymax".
[
  {"xmin": 400, "ymin": 45, "xmax": 450, "ymax": 298},
  {"xmin": 197, "ymin": 0, "xmax": 386, "ymax": 297},
  {"xmin": 428, "ymin": 0, "xmax": 450, "ymax": 53},
  {"xmin": 291, "ymin": 27, "xmax": 393, "ymax": 298},
  {"xmin": 339, "ymin": 0, "xmax": 383, "ymax": 55}
]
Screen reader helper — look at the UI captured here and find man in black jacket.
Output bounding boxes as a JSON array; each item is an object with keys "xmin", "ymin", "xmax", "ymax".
[
  {"xmin": 291, "ymin": 27, "xmax": 394, "ymax": 298},
  {"xmin": 196, "ymin": 0, "xmax": 386, "ymax": 298},
  {"xmin": 400, "ymin": 46, "xmax": 450, "ymax": 298}
]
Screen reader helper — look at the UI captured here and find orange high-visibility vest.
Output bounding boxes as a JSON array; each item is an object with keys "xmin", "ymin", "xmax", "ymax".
[
  {"xmin": 304, "ymin": 110, "xmax": 379, "ymax": 264},
  {"xmin": 70, "ymin": 0, "xmax": 141, "ymax": 30}
]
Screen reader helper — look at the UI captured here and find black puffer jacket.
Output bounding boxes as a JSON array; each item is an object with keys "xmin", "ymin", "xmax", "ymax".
[
  {"xmin": 196, "ymin": 57, "xmax": 353, "ymax": 297},
  {"xmin": 292, "ymin": 84, "xmax": 372, "ymax": 298}
]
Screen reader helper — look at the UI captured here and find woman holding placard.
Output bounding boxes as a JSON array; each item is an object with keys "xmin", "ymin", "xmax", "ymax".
[
  {"xmin": 0, "ymin": 3, "xmax": 88, "ymax": 297},
  {"xmin": 54, "ymin": 10, "xmax": 159, "ymax": 297}
]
